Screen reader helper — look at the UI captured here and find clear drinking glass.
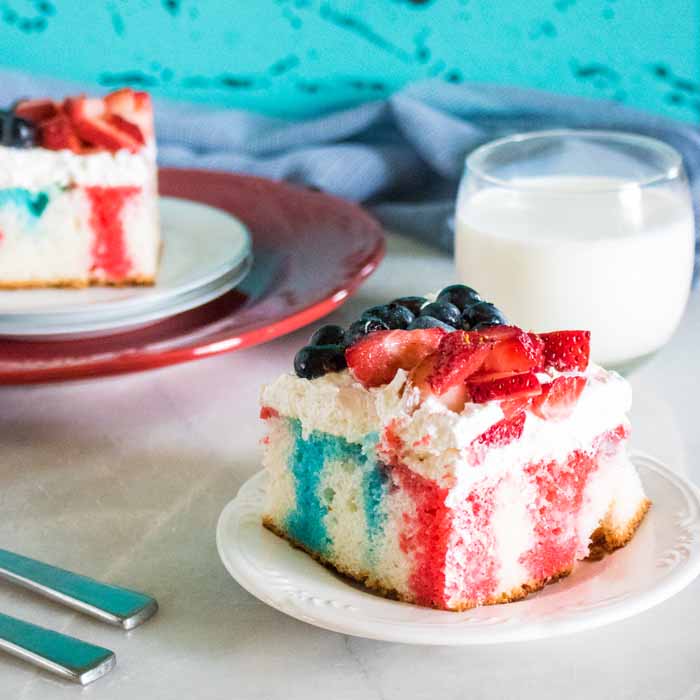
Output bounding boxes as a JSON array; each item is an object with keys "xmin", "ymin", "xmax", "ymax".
[{"xmin": 455, "ymin": 130, "xmax": 695, "ymax": 370}]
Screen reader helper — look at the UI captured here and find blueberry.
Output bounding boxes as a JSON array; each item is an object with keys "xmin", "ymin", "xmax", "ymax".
[
  {"xmin": 310, "ymin": 324, "xmax": 346, "ymax": 347},
  {"xmin": 12, "ymin": 117, "xmax": 36, "ymax": 148},
  {"xmin": 391, "ymin": 296, "xmax": 428, "ymax": 315},
  {"xmin": 407, "ymin": 316, "xmax": 455, "ymax": 331},
  {"xmin": 437, "ymin": 284, "xmax": 482, "ymax": 311},
  {"xmin": 361, "ymin": 303, "xmax": 414, "ymax": 329},
  {"xmin": 419, "ymin": 301, "xmax": 461, "ymax": 328},
  {"xmin": 344, "ymin": 317, "xmax": 389, "ymax": 346},
  {"xmin": 294, "ymin": 344, "xmax": 347, "ymax": 379},
  {"xmin": 0, "ymin": 110, "xmax": 37, "ymax": 149},
  {"xmin": 471, "ymin": 320, "xmax": 506, "ymax": 330},
  {"xmin": 461, "ymin": 302, "xmax": 508, "ymax": 329}
]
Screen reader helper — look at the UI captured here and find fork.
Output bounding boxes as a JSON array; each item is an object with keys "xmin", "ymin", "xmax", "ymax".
[
  {"xmin": 0, "ymin": 613, "xmax": 115, "ymax": 685},
  {"xmin": 0, "ymin": 548, "xmax": 158, "ymax": 685}
]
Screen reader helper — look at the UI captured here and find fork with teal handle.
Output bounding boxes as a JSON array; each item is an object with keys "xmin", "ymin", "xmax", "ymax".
[{"xmin": 0, "ymin": 548, "xmax": 157, "ymax": 684}]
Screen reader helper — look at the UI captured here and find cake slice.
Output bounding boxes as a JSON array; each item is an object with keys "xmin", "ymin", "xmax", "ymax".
[
  {"xmin": 260, "ymin": 287, "xmax": 650, "ymax": 610},
  {"xmin": 0, "ymin": 88, "xmax": 159, "ymax": 288}
]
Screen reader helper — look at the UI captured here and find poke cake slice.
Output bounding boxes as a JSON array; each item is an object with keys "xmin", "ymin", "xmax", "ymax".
[
  {"xmin": 260, "ymin": 287, "xmax": 650, "ymax": 611},
  {"xmin": 0, "ymin": 88, "xmax": 159, "ymax": 288}
]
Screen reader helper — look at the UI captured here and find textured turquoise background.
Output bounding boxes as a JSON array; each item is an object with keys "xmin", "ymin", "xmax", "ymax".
[{"xmin": 0, "ymin": 1, "xmax": 698, "ymax": 121}]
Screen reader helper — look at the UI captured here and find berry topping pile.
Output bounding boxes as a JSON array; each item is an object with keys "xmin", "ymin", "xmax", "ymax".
[
  {"xmin": 294, "ymin": 285, "xmax": 592, "ymax": 421},
  {"xmin": 294, "ymin": 285, "xmax": 504, "ymax": 380},
  {"xmin": 1, "ymin": 88, "xmax": 152, "ymax": 154}
]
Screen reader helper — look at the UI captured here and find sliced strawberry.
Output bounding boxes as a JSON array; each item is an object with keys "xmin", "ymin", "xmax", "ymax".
[
  {"xmin": 539, "ymin": 330, "xmax": 591, "ymax": 372},
  {"xmin": 74, "ymin": 118, "xmax": 143, "ymax": 152},
  {"xmin": 108, "ymin": 114, "xmax": 145, "ymax": 145},
  {"xmin": 104, "ymin": 88, "xmax": 134, "ymax": 113},
  {"xmin": 104, "ymin": 88, "xmax": 153, "ymax": 138},
  {"xmin": 529, "ymin": 333, "xmax": 546, "ymax": 370},
  {"xmin": 38, "ymin": 114, "xmax": 82, "ymax": 152},
  {"xmin": 133, "ymin": 91, "xmax": 151, "ymax": 111},
  {"xmin": 14, "ymin": 98, "xmax": 58, "ymax": 124},
  {"xmin": 346, "ymin": 328, "xmax": 446, "ymax": 388},
  {"xmin": 500, "ymin": 396, "xmax": 532, "ymax": 419},
  {"xmin": 467, "ymin": 371, "xmax": 541, "ymax": 404},
  {"xmin": 531, "ymin": 376, "xmax": 587, "ymax": 421},
  {"xmin": 407, "ymin": 352, "xmax": 470, "ymax": 412},
  {"xmin": 64, "ymin": 95, "xmax": 143, "ymax": 152},
  {"xmin": 474, "ymin": 325, "xmax": 520, "ymax": 341},
  {"xmin": 480, "ymin": 328, "xmax": 544, "ymax": 374},
  {"xmin": 63, "ymin": 95, "xmax": 105, "ymax": 122},
  {"xmin": 428, "ymin": 331, "xmax": 493, "ymax": 395},
  {"xmin": 74, "ymin": 117, "xmax": 143, "ymax": 152},
  {"xmin": 474, "ymin": 411, "xmax": 527, "ymax": 448}
]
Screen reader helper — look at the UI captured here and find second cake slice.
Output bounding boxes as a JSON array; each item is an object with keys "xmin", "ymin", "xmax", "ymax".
[{"xmin": 0, "ymin": 88, "xmax": 159, "ymax": 288}]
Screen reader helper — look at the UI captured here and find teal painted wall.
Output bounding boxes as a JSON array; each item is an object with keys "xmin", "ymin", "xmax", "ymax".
[{"xmin": 0, "ymin": 1, "xmax": 698, "ymax": 121}]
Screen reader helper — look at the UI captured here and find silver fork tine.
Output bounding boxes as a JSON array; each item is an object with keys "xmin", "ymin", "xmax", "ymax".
[{"xmin": 0, "ymin": 612, "xmax": 115, "ymax": 685}]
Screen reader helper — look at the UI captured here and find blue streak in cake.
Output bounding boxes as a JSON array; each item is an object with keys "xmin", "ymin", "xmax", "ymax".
[
  {"xmin": 286, "ymin": 419, "xmax": 368, "ymax": 554},
  {"xmin": 360, "ymin": 434, "xmax": 388, "ymax": 551},
  {"xmin": 0, "ymin": 188, "xmax": 50, "ymax": 221}
]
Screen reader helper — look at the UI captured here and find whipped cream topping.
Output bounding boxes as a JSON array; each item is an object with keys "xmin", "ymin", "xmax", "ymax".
[
  {"xmin": 0, "ymin": 143, "xmax": 156, "ymax": 189},
  {"xmin": 261, "ymin": 371, "xmax": 379, "ymax": 443},
  {"xmin": 261, "ymin": 363, "xmax": 632, "ymax": 488}
]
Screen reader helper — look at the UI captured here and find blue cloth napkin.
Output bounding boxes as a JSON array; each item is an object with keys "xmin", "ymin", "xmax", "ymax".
[{"xmin": 1, "ymin": 69, "xmax": 698, "ymax": 277}]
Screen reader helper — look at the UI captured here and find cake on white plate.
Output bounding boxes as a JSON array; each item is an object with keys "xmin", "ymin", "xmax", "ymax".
[
  {"xmin": 260, "ymin": 286, "xmax": 650, "ymax": 610},
  {"xmin": 0, "ymin": 88, "xmax": 159, "ymax": 288}
]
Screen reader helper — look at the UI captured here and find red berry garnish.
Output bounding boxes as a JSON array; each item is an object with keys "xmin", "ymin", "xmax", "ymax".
[{"xmin": 539, "ymin": 330, "xmax": 591, "ymax": 372}]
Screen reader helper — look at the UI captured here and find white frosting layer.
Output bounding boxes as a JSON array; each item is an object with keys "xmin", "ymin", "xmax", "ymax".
[
  {"xmin": 262, "ymin": 362, "xmax": 632, "ymax": 488},
  {"xmin": 442, "ymin": 366, "xmax": 631, "ymax": 493},
  {"xmin": 0, "ymin": 143, "xmax": 156, "ymax": 189},
  {"xmin": 261, "ymin": 371, "xmax": 378, "ymax": 442}
]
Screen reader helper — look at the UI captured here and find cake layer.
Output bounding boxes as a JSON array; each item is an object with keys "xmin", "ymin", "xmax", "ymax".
[
  {"xmin": 262, "ymin": 414, "xmax": 649, "ymax": 610},
  {"xmin": 0, "ymin": 183, "xmax": 159, "ymax": 286},
  {"xmin": 0, "ymin": 89, "xmax": 160, "ymax": 287}
]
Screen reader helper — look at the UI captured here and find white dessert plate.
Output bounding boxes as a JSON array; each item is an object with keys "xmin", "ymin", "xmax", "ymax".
[
  {"xmin": 217, "ymin": 453, "xmax": 700, "ymax": 645},
  {"xmin": 0, "ymin": 196, "xmax": 252, "ymax": 337}
]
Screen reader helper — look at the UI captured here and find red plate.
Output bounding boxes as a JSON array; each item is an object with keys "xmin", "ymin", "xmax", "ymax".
[{"xmin": 0, "ymin": 169, "xmax": 385, "ymax": 385}]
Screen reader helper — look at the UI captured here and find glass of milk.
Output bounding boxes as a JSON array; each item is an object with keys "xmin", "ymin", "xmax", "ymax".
[{"xmin": 456, "ymin": 130, "xmax": 695, "ymax": 370}]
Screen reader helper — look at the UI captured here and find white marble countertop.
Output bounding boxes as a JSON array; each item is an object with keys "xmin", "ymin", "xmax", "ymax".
[{"xmin": 1, "ymin": 233, "xmax": 699, "ymax": 699}]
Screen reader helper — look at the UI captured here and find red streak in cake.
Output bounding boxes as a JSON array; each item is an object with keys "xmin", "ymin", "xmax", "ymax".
[
  {"xmin": 395, "ymin": 464, "xmax": 453, "ymax": 608},
  {"xmin": 85, "ymin": 186, "xmax": 139, "ymax": 280},
  {"xmin": 259, "ymin": 406, "xmax": 280, "ymax": 420},
  {"xmin": 380, "ymin": 422, "xmax": 451, "ymax": 608},
  {"xmin": 412, "ymin": 434, "xmax": 431, "ymax": 448},
  {"xmin": 448, "ymin": 482, "xmax": 499, "ymax": 604},
  {"xmin": 383, "ymin": 418, "xmax": 500, "ymax": 608},
  {"xmin": 520, "ymin": 424, "xmax": 628, "ymax": 581},
  {"xmin": 596, "ymin": 424, "xmax": 630, "ymax": 454},
  {"xmin": 382, "ymin": 419, "xmax": 404, "ymax": 455}
]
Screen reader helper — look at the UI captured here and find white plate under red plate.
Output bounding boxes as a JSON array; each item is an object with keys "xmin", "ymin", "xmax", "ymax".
[
  {"xmin": 217, "ymin": 454, "xmax": 700, "ymax": 645},
  {"xmin": 0, "ymin": 197, "xmax": 252, "ymax": 337},
  {"xmin": 0, "ymin": 169, "xmax": 385, "ymax": 384}
]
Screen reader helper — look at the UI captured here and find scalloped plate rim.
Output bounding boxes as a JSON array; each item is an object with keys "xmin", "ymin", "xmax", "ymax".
[{"xmin": 216, "ymin": 453, "xmax": 700, "ymax": 645}]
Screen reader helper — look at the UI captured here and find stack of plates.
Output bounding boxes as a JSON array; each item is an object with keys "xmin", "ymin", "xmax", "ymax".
[
  {"xmin": 0, "ymin": 197, "xmax": 252, "ymax": 338},
  {"xmin": 0, "ymin": 170, "xmax": 385, "ymax": 384}
]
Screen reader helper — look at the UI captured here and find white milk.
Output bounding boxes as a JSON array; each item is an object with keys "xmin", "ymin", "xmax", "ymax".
[{"xmin": 455, "ymin": 176, "xmax": 695, "ymax": 367}]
